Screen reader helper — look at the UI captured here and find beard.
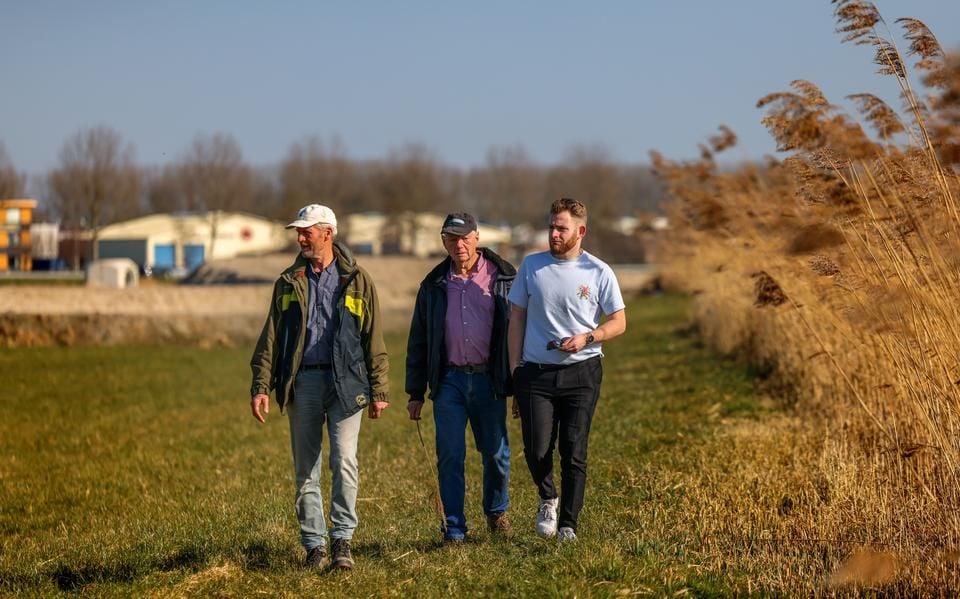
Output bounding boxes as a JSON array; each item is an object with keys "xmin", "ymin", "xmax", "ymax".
[{"xmin": 549, "ymin": 236, "xmax": 579, "ymax": 257}]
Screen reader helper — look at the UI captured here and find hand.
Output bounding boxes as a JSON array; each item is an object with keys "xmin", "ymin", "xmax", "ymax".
[
  {"xmin": 559, "ymin": 333, "xmax": 590, "ymax": 353},
  {"xmin": 251, "ymin": 393, "xmax": 270, "ymax": 423},
  {"xmin": 368, "ymin": 401, "xmax": 389, "ymax": 419},
  {"xmin": 511, "ymin": 397, "xmax": 520, "ymax": 419},
  {"xmin": 407, "ymin": 399, "xmax": 424, "ymax": 420}
]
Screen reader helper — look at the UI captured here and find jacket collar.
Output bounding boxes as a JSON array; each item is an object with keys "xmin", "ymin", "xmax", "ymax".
[{"xmin": 282, "ymin": 240, "xmax": 358, "ymax": 283}]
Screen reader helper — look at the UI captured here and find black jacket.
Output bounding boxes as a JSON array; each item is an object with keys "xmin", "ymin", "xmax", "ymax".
[{"xmin": 405, "ymin": 248, "xmax": 516, "ymax": 401}]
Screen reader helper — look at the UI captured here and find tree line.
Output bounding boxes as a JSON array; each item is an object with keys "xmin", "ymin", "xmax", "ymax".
[{"xmin": 0, "ymin": 128, "xmax": 667, "ymax": 258}]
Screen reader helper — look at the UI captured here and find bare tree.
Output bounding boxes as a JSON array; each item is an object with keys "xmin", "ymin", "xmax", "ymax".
[
  {"xmin": 278, "ymin": 136, "xmax": 355, "ymax": 219},
  {"xmin": 48, "ymin": 126, "xmax": 140, "ymax": 261},
  {"xmin": 547, "ymin": 145, "xmax": 624, "ymax": 225},
  {"xmin": 250, "ymin": 167, "xmax": 281, "ymax": 220},
  {"xmin": 466, "ymin": 145, "xmax": 544, "ymax": 225},
  {"xmin": 621, "ymin": 165, "xmax": 668, "ymax": 215},
  {"xmin": 175, "ymin": 133, "xmax": 253, "ymax": 213},
  {"xmin": 143, "ymin": 165, "xmax": 182, "ymax": 214},
  {"xmin": 372, "ymin": 143, "xmax": 456, "ymax": 215},
  {"xmin": 163, "ymin": 133, "xmax": 254, "ymax": 256},
  {"xmin": 0, "ymin": 142, "xmax": 27, "ymax": 199}
]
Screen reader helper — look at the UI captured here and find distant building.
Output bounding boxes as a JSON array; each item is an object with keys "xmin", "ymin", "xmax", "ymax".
[
  {"xmin": 30, "ymin": 222, "xmax": 61, "ymax": 270},
  {"xmin": 342, "ymin": 212, "xmax": 388, "ymax": 255},
  {"xmin": 339, "ymin": 211, "xmax": 512, "ymax": 258},
  {"xmin": 97, "ymin": 211, "xmax": 289, "ymax": 273},
  {"xmin": 386, "ymin": 212, "xmax": 512, "ymax": 258},
  {"xmin": 0, "ymin": 198, "xmax": 37, "ymax": 272},
  {"xmin": 58, "ymin": 229, "xmax": 93, "ymax": 271}
]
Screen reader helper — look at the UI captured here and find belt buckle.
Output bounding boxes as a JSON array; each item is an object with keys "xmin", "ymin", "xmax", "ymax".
[{"xmin": 463, "ymin": 364, "xmax": 476, "ymax": 374}]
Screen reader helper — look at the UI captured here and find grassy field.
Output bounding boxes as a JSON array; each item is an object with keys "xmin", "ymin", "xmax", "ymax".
[{"xmin": 1, "ymin": 294, "xmax": 806, "ymax": 597}]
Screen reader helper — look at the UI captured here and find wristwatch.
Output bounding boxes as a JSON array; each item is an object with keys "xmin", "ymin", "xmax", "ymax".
[{"xmin": 585, "ymin": 333, "xmax": 595, "ymax": 345}]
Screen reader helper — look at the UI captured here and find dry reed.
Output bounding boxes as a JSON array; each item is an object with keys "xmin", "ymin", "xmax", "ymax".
[{"xmin": 655, "ymin": 1, "xmax": 960, "ymax": 591}]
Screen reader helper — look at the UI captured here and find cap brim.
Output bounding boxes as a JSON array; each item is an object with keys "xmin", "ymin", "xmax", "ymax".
[
  {"xmin": 441, "ymin": 226, "xmax": 475, "ymax": 236},
  {"xmin": 286, "ymin": 219, "xmax": 328, "ymax": 229}
]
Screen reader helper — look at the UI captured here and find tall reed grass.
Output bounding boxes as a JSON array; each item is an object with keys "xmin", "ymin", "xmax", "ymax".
[{"xmin": 654, "ymin": 0, "xmax": 960, "ymax": 586}]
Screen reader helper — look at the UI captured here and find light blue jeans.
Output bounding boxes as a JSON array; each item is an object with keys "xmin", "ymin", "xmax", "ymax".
[
  {"xmin": 433, "ymin": 370, "xmax": 510, "ymax": 540},
  {"xmin": 287, "ymin": 369, "xmax": 364, "ymax": 551}
]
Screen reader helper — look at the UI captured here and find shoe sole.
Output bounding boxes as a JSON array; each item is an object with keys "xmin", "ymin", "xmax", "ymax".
[
  {"xmin": 331, "ymin": 560, "xmax": 354, "ymax": 570},
  {"xmin": 536, "ymin": 527, "xmax": 557, "ymax": 539}
]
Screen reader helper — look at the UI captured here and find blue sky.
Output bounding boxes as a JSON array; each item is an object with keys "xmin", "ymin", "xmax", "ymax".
[{"xmin": 3, "ymin": 1, "xmax": 959, "ymax": 177}]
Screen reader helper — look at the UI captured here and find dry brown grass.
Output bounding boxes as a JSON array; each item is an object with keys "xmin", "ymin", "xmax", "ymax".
[{"xmin": 654, "ymin": 2, "xmax": 960, "ymax": 591}]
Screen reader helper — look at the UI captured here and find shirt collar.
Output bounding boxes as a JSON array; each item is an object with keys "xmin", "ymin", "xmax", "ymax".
[
  {"xmin": 307, "ymin": 258, "xmax": 338, "ymax": 281},
  {"xmin": 448, "ymin": 252, "xmax": 486, "ymax": 280}
]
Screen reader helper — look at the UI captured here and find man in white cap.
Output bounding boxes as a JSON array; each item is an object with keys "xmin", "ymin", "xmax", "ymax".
[{"xmin": 250, "ymin": 204, "xmax": 390, "ymax": 571}]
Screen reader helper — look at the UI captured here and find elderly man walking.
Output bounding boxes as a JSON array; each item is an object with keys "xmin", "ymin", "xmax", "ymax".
[
  {"xmin": 249, "ymin": 204, "xmax": 390, "ymax": 571},
  {"xmin": 508, "ymin": 198, "xmax": 626, "ymax": 543},
  {"xmin": 405, "ymin": 213, "xmax": 516, "ymax": 543}
]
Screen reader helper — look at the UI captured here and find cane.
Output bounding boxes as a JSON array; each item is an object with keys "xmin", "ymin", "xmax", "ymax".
[{"xmin": 415, "ymin": 418, "xmax": 447, "ymax": 534}]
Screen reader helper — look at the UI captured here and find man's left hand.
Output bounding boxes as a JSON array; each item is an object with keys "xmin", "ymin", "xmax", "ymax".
[
  {"xmin": 368, "ymin": 401, "xmax": 389, "ymax": 419},
  {"xmin": 559, "ymin": 333, "xmax": 590, "ymax": 353}
]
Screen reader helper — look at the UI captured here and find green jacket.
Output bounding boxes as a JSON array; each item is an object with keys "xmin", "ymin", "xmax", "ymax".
[{"xmin": 250, "ymin": 241, "xmax": 390, "ymax": 415}]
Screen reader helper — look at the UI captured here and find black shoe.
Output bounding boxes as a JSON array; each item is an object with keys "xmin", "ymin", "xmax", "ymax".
[
  {"xmin": 330, "ymin": 538, "xmax": 354, "ymax": 570},
  {"xmin": 304, "ymin": 545, "xmax": 328, "ymax": 569}
]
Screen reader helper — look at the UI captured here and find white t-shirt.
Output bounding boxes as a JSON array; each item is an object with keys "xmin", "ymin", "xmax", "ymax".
[{"xmin": 508, "ymin": 250, "xmax": 625, "ymax": 365}]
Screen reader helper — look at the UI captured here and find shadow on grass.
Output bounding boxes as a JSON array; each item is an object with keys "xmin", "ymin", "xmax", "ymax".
[
  {"xmin": 242, "ymin": 540, "xmax": 279, "ymax": 571},
  {"xmin": 52, "ymin": 563, "xmax": 140, "ymax": 592},
  {"xmin": 158, "ymin": 544, "xmax": 208, "ymax": 572},
  {"xmin": 49, "ymin": 542, "xmax": 213, "ymax": 592}
]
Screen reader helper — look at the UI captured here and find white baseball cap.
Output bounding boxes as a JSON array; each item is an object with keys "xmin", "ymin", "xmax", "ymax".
[{"xmin": 286, "ymin": 204, "xmax": 338, "ymax": 230}]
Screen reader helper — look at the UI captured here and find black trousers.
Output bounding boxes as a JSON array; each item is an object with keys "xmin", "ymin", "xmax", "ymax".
[{"xmin": 514, "ymin": 357, "xmax": 603, "ymax": 531}]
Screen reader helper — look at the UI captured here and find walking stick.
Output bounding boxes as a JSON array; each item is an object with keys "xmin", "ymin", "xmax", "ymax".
[{"xmin": 416, "ymin": 419, "xmax": 447, "ymax": 534}]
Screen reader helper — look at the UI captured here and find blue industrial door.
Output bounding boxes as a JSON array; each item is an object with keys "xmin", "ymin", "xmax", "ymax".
[
  {"xmin": 154, "ymin": 244, "xmax": 176, "ymax": 270},
  {"xmin": 183, "ymin": 245, "xmax": 205, "ymax": 270}
]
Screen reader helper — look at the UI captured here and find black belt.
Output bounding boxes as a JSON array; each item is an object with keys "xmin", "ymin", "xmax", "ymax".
[
  {"xmin": 522, "ymin": 362, "xmax": 568, "ymax": 371},
  {"xmin": 447, "ymin": 363, "xmax": 488, "ymax": 374},
  {"xmin": 522, "ymin": 357, "xmax": 597, "ymax": 371},
  {"xmin": 301, "ymin": 363, "xmax": 332, "ymax": 371}
]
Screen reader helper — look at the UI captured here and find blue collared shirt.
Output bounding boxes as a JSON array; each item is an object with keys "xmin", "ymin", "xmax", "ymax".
[{"xmin": 302, "ymin": 258, "xmax": 339, "ymax": 366}]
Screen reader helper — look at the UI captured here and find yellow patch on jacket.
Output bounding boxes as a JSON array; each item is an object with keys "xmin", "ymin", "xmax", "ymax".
[{"xmin": 345, "ymin": 294, "xmax": 365, "ymax": 327}]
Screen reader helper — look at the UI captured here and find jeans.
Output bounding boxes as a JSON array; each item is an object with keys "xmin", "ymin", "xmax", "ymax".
[
  {"xmin": 514, "ymin": 357, "xmax": 602, "ymax": 532},
  {"xmin": 287, "ymin": 369, "xmax": 364, "ymax": 551},
  {"xmin": 433, "ymin": 369, "xmax": 510, "ymax": 540}
]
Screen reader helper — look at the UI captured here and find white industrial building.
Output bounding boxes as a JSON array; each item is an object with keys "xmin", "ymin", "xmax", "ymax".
[
  {"xmin": 340, "ymin": 212, "xmax": 511, "ymax": 258},
  {"xmin": 97, "ymin": 211, "xmax": 289, "ymax": 273}
]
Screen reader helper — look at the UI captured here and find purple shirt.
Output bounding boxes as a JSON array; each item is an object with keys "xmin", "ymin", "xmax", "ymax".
[{"xmin": 445, "ymin": 253, "xmax": 496, "ymax": 366}]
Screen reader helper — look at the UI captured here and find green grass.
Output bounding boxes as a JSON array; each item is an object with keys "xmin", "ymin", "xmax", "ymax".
[{"xmin": 0, "ymin": 294, "xmax": 767, "ymax": 597}]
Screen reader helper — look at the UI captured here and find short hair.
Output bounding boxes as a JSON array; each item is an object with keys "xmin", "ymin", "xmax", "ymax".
[
  {"xmin": 314, "ymin": 223, "xmax": 337, "ymax": 236},
  {"xmin": 550, "ymin": 197, "xmax": 588, "ymax": 223}
]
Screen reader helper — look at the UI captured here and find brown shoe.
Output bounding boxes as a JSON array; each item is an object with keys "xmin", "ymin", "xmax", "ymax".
[
  {"xmin": 304, "ymin": 545, "xmax": 328, "ymax": 569},
  {"xmin": 487, "ymin": 513, "xmax": 513, "ymax": 537},
  {"xmin": 330, "ymin": 538, "xmax": 354, "ymax": 570}
]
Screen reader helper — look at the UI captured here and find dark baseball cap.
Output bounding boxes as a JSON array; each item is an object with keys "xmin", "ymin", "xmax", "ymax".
[{"xmin": 440, "ymin": 213, "xmax": 478, "ymax": 236}]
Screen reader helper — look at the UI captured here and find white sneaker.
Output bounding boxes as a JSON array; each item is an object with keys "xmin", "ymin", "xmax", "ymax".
[
  {"xmin": 557, "ymin": 527, "xmax": 577, "ymax": 543},
  {"xmin": 535, "ymin": 497, "xmax": 559, "ymax": 538}
]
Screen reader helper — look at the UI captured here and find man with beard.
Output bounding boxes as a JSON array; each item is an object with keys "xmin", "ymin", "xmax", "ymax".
[
  {"xmin": 250, "ymin": 204, "xmax": 390, "ymax": 571},
  {"xmin": 507, "ymin": 197, "xmax": 626, "ymax": 543}
]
